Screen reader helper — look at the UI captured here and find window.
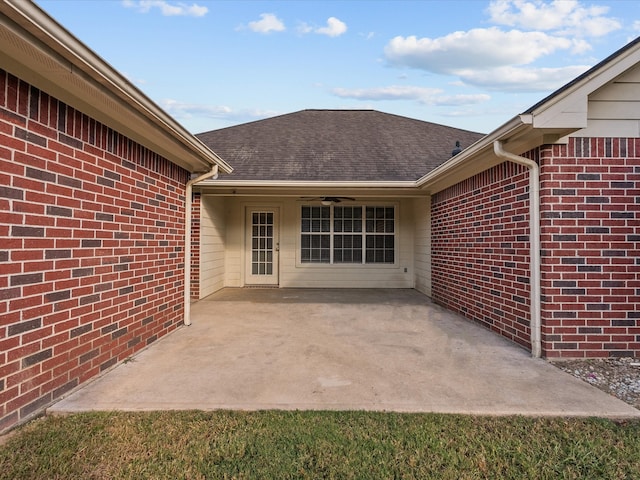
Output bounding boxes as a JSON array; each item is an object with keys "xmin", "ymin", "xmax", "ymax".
[
  {"xmin": 300, "ymin": 206, "xmax": 330, "ymax": 263},
  {"xmin": 301, "ymin": 205, "xmax": 395, "ymax": 264}
]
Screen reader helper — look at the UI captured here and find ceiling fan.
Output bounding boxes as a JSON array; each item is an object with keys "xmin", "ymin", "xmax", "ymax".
[{"xmin": 301, "ymin": 196, "xmax": 356, "ymax": 204}]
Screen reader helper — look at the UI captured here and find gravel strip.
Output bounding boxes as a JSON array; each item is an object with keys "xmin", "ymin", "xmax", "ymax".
[{"xmin": 552, "ymin": 357, "xmax": 640, "ymax": 410}]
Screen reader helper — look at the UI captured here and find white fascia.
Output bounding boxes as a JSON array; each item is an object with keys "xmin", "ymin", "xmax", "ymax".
[{"xmin": 198, "ymin": 180, "xmax": 418, "ymax": 189}]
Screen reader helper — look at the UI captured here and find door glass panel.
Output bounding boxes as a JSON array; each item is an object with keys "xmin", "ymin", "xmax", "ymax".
[{"xmin": 251, "ymin": 211, "xmax": 274, "ymax": 276}]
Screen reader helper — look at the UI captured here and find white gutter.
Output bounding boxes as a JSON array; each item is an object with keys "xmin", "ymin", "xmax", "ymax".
[
  {"xmin": 198, "ymin": 180, "xmax": 417, "ymax": 188},
  {"xmin": 184, "ymin": 165, "xmax": 219, "ymax": 326},
  {"xmin": 493, "ymin": 141, "xmax": 542, "ymax": 358}
]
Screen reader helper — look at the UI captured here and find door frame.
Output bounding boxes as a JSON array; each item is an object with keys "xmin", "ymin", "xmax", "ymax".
[{"xmin": 244, "ymin": 205, "xmax": 280, "ymax": 286}]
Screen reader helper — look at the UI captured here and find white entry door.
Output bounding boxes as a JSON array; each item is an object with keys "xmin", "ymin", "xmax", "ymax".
[{"xmin": 245, "ymin": 208, "xmax": 279, "ymax": 285}]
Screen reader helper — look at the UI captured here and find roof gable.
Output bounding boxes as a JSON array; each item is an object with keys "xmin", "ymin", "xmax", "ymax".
[
  {"xmin": 196, "ymin": 110, "xmax": 484, "ymax": 182},
  {"xmin": 523, "ymin": 36, "xmax": 640, "ymax": 132},
  {"xmin": 416, "ymin": 36, "xmax": 640, "ymax": 194}
]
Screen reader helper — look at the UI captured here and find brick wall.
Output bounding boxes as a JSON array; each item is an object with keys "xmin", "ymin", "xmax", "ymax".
[
  {"xmin": 540, "ymin": 137, "xmax": 640, "ymax": 358},
  {"xmin": 0, "ymin": 70, "xmax": 190, "ymax": 433},
  {"xmin": 432, "ymin": 161, "xmax": 532, "ymax": 350},
  {"xmin": 432, "ymin": 139, "xmax": 639, "ymax": 359},
  {"xmin": 190, "ymin": 192, "xmax": 201, "ymax": 299}
]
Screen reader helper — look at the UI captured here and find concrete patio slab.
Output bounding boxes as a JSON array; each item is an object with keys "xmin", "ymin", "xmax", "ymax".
[{"xmin": 49, "ymin": 289, "xmax": 640, "ymax": 418}]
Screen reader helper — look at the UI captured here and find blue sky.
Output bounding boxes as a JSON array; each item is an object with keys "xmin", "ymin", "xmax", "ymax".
[{"xmin": 36, "ymin": 0, "xmax": 640, "ymax": 135}]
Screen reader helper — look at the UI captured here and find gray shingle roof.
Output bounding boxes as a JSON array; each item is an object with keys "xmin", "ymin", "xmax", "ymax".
[{"xmin": 196, "ymin": 110, "xmax": 484, "ymax": 182}]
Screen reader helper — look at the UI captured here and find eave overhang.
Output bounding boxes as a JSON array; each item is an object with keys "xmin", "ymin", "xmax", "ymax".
[
  {"xmin": 195, "ymin": 180, "xmax": 422, "ymax": 198},
  {"xmin": 0, "ymin": 0, "xmax": 232, "ymax": 174},
  {"xmin": 416, "ymin": 115, "xmax": 577, "ymax": 194}
]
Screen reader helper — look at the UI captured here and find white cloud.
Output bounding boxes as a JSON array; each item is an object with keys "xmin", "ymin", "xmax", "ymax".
[
  {"xmin": 331, "ymin": 85, "xmax": 490, "ymax": 106},
  {"xmin": 316, "ymin": 17, "xmax": 347, "ymax": 37},
  {"xmin": 383, "ymin": 27, "xmax": 594, "ymax": 93},
  {"xmin": 385, "ymin": 28, "xmax": 575, "ymax": 72},
  {"xmin": 296, "ymin": 22, "xmax": 313, "ymax": 35},
  {"xmin": 456, "ymin": 64, "xmax": 591, "ymax": 91},
  {"xmin": 122, "ymin": 0, "xmax": 208, "ymax": 17},
  {"xmin": 160, "ymin": 99, "xmax": 277, "ymax": 123},
  {"xmin": 487, "ymin": 0, "xmax": 621, "ymax": 37},
  {"xmin": 248, "ymin": 13, "xmax": 285, "ymax": 34},
  {"xmin": 634, "ymin": 20, "xmax": 640, "ymax": 31},
  {"xmin": 299, "ymin": 17, "xmax": 347, "ymax": 37},
  {"xmin": 430, "ymin": 94, "xmax": 492, "ymax": 106},
  {"xmin": 332, "ymin": 85, "xmax": 442, "ymax": 101}
]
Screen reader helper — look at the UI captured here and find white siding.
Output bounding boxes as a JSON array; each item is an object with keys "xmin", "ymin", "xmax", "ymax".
[
  {"xmin": 199, "ymin": 197, "xmax": 227, "ymax": 298},
  {"xmin": 224, "ymin": 199, "xmax": 244, "ymax": 287},
  {"xmin": 207, "ymin": 197, "xmax": 417, "ymax": 289},
  {"xmin": 413, "ymin": 196, "xmax": 431, "ymax": 297},
  {"xmin": 575, "ymin": 63, "xmax": 640, "ymax": 137}
]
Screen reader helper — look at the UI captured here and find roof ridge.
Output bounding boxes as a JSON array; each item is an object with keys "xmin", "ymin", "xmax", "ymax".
[{"xmin": 303, "ymin": 108, "xmax": 376, "ymax": 112}]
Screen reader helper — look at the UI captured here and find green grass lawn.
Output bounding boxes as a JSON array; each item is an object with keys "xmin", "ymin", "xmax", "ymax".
[{"xmin": 1, "ymin": 411, "xmax": 639, "ymax": 479}]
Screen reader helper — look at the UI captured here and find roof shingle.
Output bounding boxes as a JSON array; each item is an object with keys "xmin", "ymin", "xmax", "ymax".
[{"xmin": 196, "ymin": 110, "xmax": 484, "ymax": 182}]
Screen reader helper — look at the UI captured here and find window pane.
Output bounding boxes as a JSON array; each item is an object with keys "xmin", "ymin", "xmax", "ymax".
[
  {"xmin": 386, "ymin": 236, "xmax": 394, "ymax": 248},
  {"xmin": 302, "ymin": 205, "xmax": 393, "ymax": 265},
  {"xmin": 334, "ymin": 234, "xmax": 362, "ymax": 264},
  {"xmin": 365, "ymin": 234, "xmax": 394, "ymax": 264},
  {"xmin": 365, "ymin": 250, "xmax": 373, "ymax": 263},
  {"xmin": 366, "ymin": 220, "xmax": 374, "ymax": 232},
  {"xmin": 301, "ymin": 233, "xmax": 330, "ymax": 263}
]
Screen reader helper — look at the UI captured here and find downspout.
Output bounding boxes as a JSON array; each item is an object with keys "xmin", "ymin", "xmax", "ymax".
[
  {"xmin": 493, "ymin": 141, "xmax": 542, "ymax": 358},
  {"xmin": 184, "ymin": 165, "xmax": 219, "ymax": 326}
]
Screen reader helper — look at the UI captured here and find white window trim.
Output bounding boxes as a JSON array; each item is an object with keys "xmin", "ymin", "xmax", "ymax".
[{"xmin": 297, "ymin": 202, "xmax": 398, "ymax": 267}]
